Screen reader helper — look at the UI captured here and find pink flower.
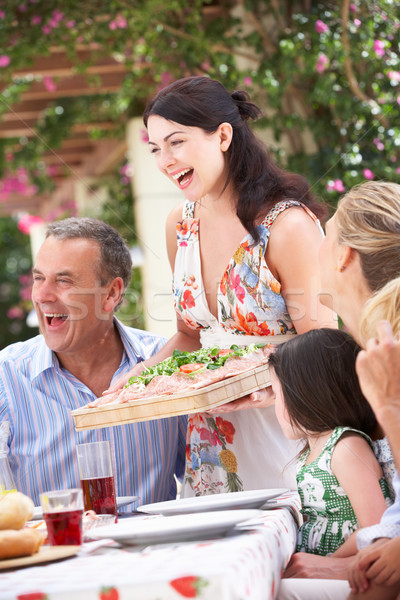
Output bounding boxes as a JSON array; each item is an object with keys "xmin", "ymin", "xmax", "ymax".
[
  {"xmin": 373, "ymin": 40, "xmax": 385, "ymax": 58},
  {"xmin": 42, "ymin": 25, "xmax": 52, "ymax": 34},
  {"xmin": 17, "ymin": 214, "xmax": 44, "ymax": 235},
  {"xmin": 19, "ymin": 287, "xmax": 32, "ymax": 300},
  {"xmin": 201, "ymin": 60, "xmax": 210, "ymax": 72},
  {"xmin": 0, "ymin": 10, "xmax": 5, "ymax": 18},
  {"xmin": 363, "ymin": 169, "xmax": 375, "ymax": 180},
  {"xmin": 243, "ymin": 76, "xmax": 252, "ymax": 87},
  {"xmin": 326, "ymin": 179, "xmax": 346, "ymax": 193},
  {"xmin": 315, "ymin": 19, "xmax": 329, "ymax": 34},
  {"xmin": 316, "ymin": 53, "xmax": 329, "ymax": 74},
  {"xmin": 373, "ymin": 138, "xmax": 384, "ymax": 151},
  {"xmin": 388, "ymin": 71, "xmax": 400, "ymax": 84},
  {"xmin": 116, "ymin": 14, "xmax": 127, "ymax": 28},
  {"xmin": 397, "ymin": 96, "xmax": 400, "ymax": 105},
  {"xmin": 161, "ymin": 71, "xmax": 173, "ymax": 86},
  {"xmin": 354, "ymin": 18, "xmax": 361, "ymax": 27},
  {"xmin": 46, "ymin": 165, "xmax": 58, "ymax": 177},
  {"xmin": 66, "ymin": 20, "xmax": 76, "ymax": 28},
  {"xmin": 43, "ymin": 76, "xmax": 56, "ymax": 92},
  {"xmin": 140, "ymin": 129, "xmax": 149, "ymax": 143},
  {"xmin": 109, "ymin": 14, "xmax": 127, "ymax": 30},
  {"xmin": 0, "ymin": 55, "xmax": 10, "ymax": 67},
  {"xmin": 119, "ymin": 163, "xmax": 132, "ymax": 177},
  {"xmin": 19, "ymin": 274, "xmax": 30, "ymax": 285},
  {"xmin": 7, "ymin": 306, "xmax": 25, "ymax": 320},
  {"xmin": 350, "ymin": 3, "xmax": 358, "ymax": 12},
  {"xmin": 397, "ymin": 167, "xmax": 400, "ymax": 174},
  {"xmin": 31, "ymin": 15, "xmax": 42, "ymax": 24},
  {"xmin": 52, "ymin": 9, "xmax": 63, "ymax": 21}
]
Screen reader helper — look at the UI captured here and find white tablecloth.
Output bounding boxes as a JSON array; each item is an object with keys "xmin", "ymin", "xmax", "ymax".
[{"xmin": 0, "ymin": 492, "xmax": 301, "ymax": 600}]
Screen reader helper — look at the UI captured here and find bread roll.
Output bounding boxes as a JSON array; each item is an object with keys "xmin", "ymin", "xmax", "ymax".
[
  {"xmin": 0, "ymin": 492, "xmax": 34, "ymax": 530},
  {"xmin": 0, "ymin": 528, "xmax": 43, "ymax": 560}
]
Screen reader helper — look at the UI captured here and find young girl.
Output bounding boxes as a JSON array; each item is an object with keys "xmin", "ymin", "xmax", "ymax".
[{"xmin": 268, "ymin": 328, "xmax": 392, "ymax": 557}]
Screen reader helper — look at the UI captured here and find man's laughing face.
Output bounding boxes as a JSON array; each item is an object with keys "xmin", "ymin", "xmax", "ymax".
[{"xmin": 32, "ymin": 236, "xmax": 112, "ymax": 360}]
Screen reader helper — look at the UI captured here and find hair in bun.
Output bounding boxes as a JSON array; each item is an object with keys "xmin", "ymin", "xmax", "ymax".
[{"xmin": 231, "ymin": 90, "xmax": 262, "ymax": 121}]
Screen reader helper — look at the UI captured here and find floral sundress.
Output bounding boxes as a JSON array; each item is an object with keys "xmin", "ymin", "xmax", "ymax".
[
  {"xmin": 296, "ymin": 426, "xmax": 392, "ymax": 555},
  {"xmin": 174, "ymin": 199, "xmax": 321, "ymax": 496}
]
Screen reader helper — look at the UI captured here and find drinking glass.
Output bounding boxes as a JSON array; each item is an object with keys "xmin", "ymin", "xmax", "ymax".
[
  {"xmin": 76, "ymin": 440, "xmax": 117, "ymax": 520},
  {"xmin": 0, "ymin": 455, "xmax": 16, "ymax": 495},
  {"xmin": 40, "ymin": 488, "xmax": 83, "ymax": 546}
]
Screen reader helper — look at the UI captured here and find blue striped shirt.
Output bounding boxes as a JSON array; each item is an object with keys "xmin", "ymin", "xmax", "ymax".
[{"xmin": 0, "ymin": 319, "xmax": 187, "ymax": 508}]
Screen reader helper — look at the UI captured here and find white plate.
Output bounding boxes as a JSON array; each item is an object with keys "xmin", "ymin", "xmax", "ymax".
[
  {"xmin": 89, "ymin": 509, "xmax": 263, "ymax": 545},
  {"xmin": 32, "ymin": 495, "xmax": 139, "ymax": 520},
  {"xmin": 137, "ymin": 488, "xmax": 288, "ymax": 516}
]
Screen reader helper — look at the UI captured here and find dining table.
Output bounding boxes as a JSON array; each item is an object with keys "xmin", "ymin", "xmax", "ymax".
[{"xmin": 0, "ymin": 491, "xmax": 301, "ymax": 600}]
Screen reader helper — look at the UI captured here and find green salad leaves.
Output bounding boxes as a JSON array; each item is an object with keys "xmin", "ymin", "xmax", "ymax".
[{"xmin": 125, "ymin": 344, "xmax": 266, "ymax": 388}]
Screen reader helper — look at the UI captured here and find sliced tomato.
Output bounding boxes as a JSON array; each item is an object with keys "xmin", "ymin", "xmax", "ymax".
[
  {"xmin": 179, "ymin": 363, "xmax": 205, "ymax": 374},
  {"xmin": 218, "ymin": 349, "xmax": 235, "ymax": 357}
]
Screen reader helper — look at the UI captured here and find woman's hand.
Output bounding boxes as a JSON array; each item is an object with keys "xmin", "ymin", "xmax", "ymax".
[
  {"xmin": 356, "ymin": 320, "xmax": 400, "ymax": 422},
  {"xmin": 348, "ymin": 538, "xmax": 390, "ymax": 593},
  {"xmin": 206, "ymin": 387, "xmax": 274, "ymax": 414}
]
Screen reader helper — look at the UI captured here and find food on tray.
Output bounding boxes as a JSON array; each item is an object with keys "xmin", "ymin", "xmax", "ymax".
[
  {"xmin": 0, "ymin": 491, "xmax": 34, "ymax": 530},
  {"xmin": 0, "ymin": 528, "xmax": 44, "ymax": 560},
  {"xmin": 87, "ymin": 344, "xmax": 272, "ymax": 409},
  {"xmin": 0, "ymin": 491, "xmax": 44, "ymax": 560}
]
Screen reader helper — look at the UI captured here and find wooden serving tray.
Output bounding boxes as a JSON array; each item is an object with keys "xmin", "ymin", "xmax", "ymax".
[{"xmin": 72, "ymin": 363, "xmax": 270, "ymax": 431}]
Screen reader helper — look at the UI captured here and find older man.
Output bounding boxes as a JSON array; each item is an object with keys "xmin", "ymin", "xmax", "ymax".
[{"xmin": 0, "ymin": 217, "xmax": 187, "ymax": 507}]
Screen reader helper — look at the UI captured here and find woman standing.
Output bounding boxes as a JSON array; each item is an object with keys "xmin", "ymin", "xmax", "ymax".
[{"xmin": 110, "ymin": 76, "xmax": 335, "ymax": 494}]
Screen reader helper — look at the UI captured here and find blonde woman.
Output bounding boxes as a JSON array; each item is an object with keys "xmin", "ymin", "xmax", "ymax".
[{"xmin": 278, "ymin": 181, "xmax": 400, "ymax": 600}]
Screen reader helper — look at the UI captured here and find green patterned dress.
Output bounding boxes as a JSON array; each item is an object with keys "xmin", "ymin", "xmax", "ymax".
[{"xmin": 296, "ymin": 426, "xmax": 392, "ymax": 556}]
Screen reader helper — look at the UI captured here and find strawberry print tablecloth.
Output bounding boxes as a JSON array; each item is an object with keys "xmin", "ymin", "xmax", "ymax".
[{"xmin": 0, "ymin": 492, "xmax": 301, "ymax": 600}]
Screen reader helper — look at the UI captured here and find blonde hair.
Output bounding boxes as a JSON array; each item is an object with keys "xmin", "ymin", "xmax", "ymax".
[
  {"xmin": 335, "ymin": 181, "xmax": 400, "ymax": 292},
  {"xmin": 359, "ymin": 277, "xmax": 400, "ymax": 347}
]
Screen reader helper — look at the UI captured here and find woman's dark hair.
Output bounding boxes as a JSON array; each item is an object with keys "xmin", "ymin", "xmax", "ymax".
[
  {"xmin": 143, "ymin": 76, "xmax": 326, "ymax": 243},
  {"xmin": 268, "ymin": 328, "xmax": 377, "ymax": 439}
]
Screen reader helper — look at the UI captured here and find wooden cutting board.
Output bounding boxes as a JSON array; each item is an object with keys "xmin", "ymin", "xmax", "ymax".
[{"xmin": 72, "ymin": 363, "xmax": 270, "ymax": 431}]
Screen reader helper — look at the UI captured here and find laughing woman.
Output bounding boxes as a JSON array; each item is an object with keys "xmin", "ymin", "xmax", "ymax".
[{"xmin": 108, "ymin": 76, "xmax": 336, "ymax": 495}]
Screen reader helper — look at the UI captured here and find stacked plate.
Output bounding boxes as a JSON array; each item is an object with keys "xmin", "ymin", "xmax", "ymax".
[{"xmin": 88, "ymin": 488, "xmax": 287, "ymax": 546}]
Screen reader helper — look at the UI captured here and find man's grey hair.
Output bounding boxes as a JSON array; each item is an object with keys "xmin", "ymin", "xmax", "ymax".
[{"xmin": 46, "ymin": 217, "xmax": 133, "ymax": 310}]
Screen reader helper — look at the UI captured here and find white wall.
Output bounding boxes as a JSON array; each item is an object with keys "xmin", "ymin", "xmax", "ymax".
[{"xmin": 126, "ymin": 117, "xmax": 182, "ymax": 338}]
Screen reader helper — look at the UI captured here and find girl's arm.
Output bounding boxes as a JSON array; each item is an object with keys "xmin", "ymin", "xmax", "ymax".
[
  {"xmin": 331, "ymin": 433, "xmax": 389, "ymax": 557},
  {"xmin": 266, "ymin": 207, "xmax": 337, "ymax": 333},
  {"xmin": 105, "ymin": 204, "xmax": 201, "ymax": 392}
]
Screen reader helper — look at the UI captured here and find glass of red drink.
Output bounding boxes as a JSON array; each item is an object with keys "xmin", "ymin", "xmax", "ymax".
[
  {"xmin": 76, "ymin": 440, "xmax": 117, "ymax": 520},
  {"xmin": 40, "ymin": 488, "xmax": 83, "ymax": 546}
]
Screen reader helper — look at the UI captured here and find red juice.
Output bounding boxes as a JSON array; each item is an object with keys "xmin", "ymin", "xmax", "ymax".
[
  {"xmin": 44, "ymin": 509, "xmax": 83, "ymax": 546},
  {"xmin": 81, "ymin": 475, "xmax": 117, "ymax": 518}
]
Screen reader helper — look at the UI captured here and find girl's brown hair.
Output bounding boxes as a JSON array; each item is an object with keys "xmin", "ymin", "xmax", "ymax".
[{"xmin": 269, "ymin": 328, "xmax": 377, "ymax": 439}]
